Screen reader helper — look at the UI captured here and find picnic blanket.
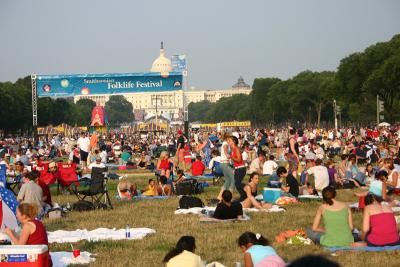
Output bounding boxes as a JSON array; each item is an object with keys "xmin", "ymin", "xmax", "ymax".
[
  {"xmin": 116, "ymin": 195, "xmax": 171, "ymax": 201},
  {"xmin": 174, "ymin": 205, "xmax": 285, "ymax": 215},
  {"xmin": 51, "ymin": 251, "xmax": 95, "ymax": 267},
  {"xmin": 47, "ymin": 228, "xmax": 155, "ymax": 243},
  {"xmin": 326, "ymin": 245, "xmax": 400, "ymax": 253},
  {"xmin": 199, "ymin": 214, "xmax": 251, "ymax": 223}
]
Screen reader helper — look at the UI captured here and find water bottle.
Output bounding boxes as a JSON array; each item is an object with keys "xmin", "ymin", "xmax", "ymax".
[{"xmin": 125, "ymin": 224, "xmax": 131, "ymax": 239}]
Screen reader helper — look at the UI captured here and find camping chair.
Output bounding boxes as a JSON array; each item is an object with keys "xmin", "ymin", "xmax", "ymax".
[
  {"xmin": 211, "ymin": 161, "xmax": 224, "ymax": 186},
  {"xmin": 36, "ymin": 163, "xmax": 56, "ymax": 185},
  {"xmin": 76, "ymin": 167, "xmax": 113, "ymax": 209},
  {"xmin": 56, "ymin": 162, "xmax": 79, "ymax": 194}
]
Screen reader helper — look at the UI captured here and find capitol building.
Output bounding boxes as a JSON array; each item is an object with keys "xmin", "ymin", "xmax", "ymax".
[{"xmin": 74, "ymin": 45, "xmax": 252, "ymax": 121}]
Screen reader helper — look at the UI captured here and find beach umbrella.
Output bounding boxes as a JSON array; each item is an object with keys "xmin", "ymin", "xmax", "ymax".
[{"xmin": 0, "ymin": 187, "xmax": 18, "ymax": 231}]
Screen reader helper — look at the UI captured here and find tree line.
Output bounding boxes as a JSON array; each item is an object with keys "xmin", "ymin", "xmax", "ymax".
[
  {"xmin": 0, "ymin": 76, "xmax": 134, "ymax": 134},
  {"xmin": 189, "ymin": 34, "xmax": 400, "ymax": 126}
]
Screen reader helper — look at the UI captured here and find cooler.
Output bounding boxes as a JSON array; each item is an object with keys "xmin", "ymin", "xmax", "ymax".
[
  {"xmin": 0, "ymin": 245, "xmax": 50, "ymax": 267},
  {"xmin": 263, "ymin": 188, "xmax": 281, "ymax": 203}
]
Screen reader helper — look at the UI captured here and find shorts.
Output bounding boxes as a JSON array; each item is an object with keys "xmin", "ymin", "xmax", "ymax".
[
  {"xmin": 287, "ymin": 153, "xmax": 299, "ymax": 173},
  {"xmin": 80, "ymin": 150, "xmax": 89, "ymax": 161}
]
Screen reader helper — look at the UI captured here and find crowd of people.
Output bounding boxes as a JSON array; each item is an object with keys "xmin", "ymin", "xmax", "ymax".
[{"xmin": 1, "ymin": 124, "xmax": 400, "ymax": 266}]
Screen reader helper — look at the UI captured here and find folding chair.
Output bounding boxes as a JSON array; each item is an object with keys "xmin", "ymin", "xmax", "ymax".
[
  {"xmin": 212, "ymin": 161, "xmax": 224, "ymax": 186},
  {"xmin": 36, "ymin": 163, "xmax": 56, "ymax": 185},
  {"xmin": 76, "ymin": 167, "xmax": 113, "ymax": 209},
  {"xmin": 56, "ymin": 162, "xmax": 79, "ymax": 194}
]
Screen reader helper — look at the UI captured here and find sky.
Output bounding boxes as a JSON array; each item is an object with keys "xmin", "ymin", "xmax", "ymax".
[{"xmin": 0, "ymin": 0, "xmax": 399, "ymax": 89}]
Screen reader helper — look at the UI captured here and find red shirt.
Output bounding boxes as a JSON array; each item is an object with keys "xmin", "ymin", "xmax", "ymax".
[
  {"xmin": 367, "ymin": 212, "xmax": 399, "ymax": 246},
  {"xmin": 191, "ymin": 161, "xmax": 205, "ymax": 176},
  {"xmin": 27, "ymin": 220, "xmax": 49, "ymax": 246},
  {"xmin": 38, "ymin": 180, "xmax": 52, "ymax": 206}
]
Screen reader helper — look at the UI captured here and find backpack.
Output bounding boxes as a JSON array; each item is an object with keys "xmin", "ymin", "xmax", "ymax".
[
  {"xmin": 73, "ymin": 200, "xmax": 94, "ymax": 211},
  {"xmin": 176, "ymin": 179, "xmax": 203, "ymax": 195},
  {"xmin": 179, "ymin": 196, "xmax": 204, "ymax": 209}
]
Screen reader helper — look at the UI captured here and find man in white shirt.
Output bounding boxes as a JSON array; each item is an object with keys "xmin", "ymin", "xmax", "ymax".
[
  {"xmin": 263, "ymin": 155, "xmax": 278, "ymax": 176},
  {"xmin": 306, "ymin": 158, "xmax": 329, "ymax": 191},
  {"xmin": 77, "ymin": 132, "xmax": 90, "ymax": 168},
  {"xmin": 88, "ymin": 156, "xmax": 106, "ymax": 170},
  {"xmin": 249, "ymin": 151, "xmax": 266, "ymax": 175}
]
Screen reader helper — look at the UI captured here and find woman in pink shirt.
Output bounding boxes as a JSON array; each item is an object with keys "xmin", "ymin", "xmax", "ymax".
[{"xmin": 360, "ymin": 193, "xmax": 400, "ymax": 246}]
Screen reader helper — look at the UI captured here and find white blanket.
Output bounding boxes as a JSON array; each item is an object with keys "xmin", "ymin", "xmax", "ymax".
[
  {"xmin": 174, "ymin": 205, "xmax": 284, "ymax": 215},
  {"xmin": 48, "ymin": 228, "xmax": 155, "ymax": 243},
  {"xmin": 51, "ymin": 251, "xmax": 95, "ymax": 267}
]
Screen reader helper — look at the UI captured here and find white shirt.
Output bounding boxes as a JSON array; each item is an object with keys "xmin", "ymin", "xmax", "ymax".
[
  {"xmin": 263, "ymin": 160, "xmax": 278, "ymax": 175},
  {"xmin": 88, "ymin": 162, "xmax": 106, "ymax": 170},
  {"xmin": 220, "ymin": 141, "xmax": 230, "ymax": 162},
  {"xmin": 77, "ymin": 137, "xmax": 90, "ymax": 152},
  {"xmin": 307, "ymin": 165, "xmax": 330, "ymax": 191},
  {"xmin": 208, "ymin": 156, "xmax": 221, "ymax": 169},
  {"xmin": 249, "ymin": 158, "xmax": 262, "ymax": 174},
  {"xmin": 100, "ymin": 151, "xmax": 108, "ymax": 163}
]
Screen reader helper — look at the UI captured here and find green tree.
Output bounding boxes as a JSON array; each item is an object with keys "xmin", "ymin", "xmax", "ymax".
[
  {"xmin": 70, "ymin": 99, "xmax": 97, "ymax": 126},
  {"xmin": 105, "ymin": 95, "xmax": 134, "ymax": 125},
  {"xmin": 188, "ymin": 100, "xmax": 214, "ymax": 122},
  {"xmin": 250, "ymin": 77, "xmax": 281, "ymax": 124}
]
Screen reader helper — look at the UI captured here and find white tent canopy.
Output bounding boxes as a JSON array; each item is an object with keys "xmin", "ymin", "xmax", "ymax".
[{"xmin": 378, "ymin": 122, "xmax": 391, "ymax": 127}]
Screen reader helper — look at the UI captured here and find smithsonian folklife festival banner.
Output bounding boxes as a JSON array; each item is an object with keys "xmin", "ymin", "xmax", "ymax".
[{"xmin": 36, "ymin": 72, "xmax": 183, "ymax": 97}]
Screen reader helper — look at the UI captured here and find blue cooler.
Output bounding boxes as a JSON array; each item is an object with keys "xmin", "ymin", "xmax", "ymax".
[{"xmin": 263, "ymin": 188, "xmax": 281, "ymax": 203}]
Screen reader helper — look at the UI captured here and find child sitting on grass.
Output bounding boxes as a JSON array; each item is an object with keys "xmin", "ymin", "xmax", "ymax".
[
  {"xmin": 142, "ymin": 179, "xmax": 158, "ymax": 196},
  {"xmin": 117, "ymin": 178, "xmax": 139, "ymax": 199},
  {"xmin": 238, "ymin": 231, "xmax": 285, "ymax": 267}
]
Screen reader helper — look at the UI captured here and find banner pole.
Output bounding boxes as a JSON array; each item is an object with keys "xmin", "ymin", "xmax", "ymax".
[{"xmin": 31, "ymin": 74, "xmax": 38, "ymax": 144}]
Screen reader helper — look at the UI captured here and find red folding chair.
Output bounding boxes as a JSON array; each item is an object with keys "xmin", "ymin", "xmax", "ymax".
[
  {"xmin": 34, "ymin": 163, "xmax": 56, "ymax": 185},
  {"xmin": 56, "ymin": 162, "xmax": 79, "ymax": 194}
]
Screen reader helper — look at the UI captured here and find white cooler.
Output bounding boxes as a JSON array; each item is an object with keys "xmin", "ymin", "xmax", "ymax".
[{"xmin": 0, "ymin": 245, "xmax": 50, "ymax": 267}]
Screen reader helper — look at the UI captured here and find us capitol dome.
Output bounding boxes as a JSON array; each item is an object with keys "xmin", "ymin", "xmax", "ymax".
[
  {"xmin": 150, "ymin": 41, "xmax": 173, "ymax": 73},
  {"xmin": 74, "ymin": 42, "xmax": 252, "ymax": 121}
]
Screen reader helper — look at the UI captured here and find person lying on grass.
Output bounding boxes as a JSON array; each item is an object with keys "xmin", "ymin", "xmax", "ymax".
[
  {"xmin": 4, "ymin": 203, "xmax": 52, "ymax": 266},
  {"xmin": 307, "ymin": 186, "xmax": 356, "ymax": 247},
  {"xmin": 241, "ymin": 173, "xmax": 272, "ymax": 210},
  {"xmin": 238, "ymin": 231, "xmax": 285, "ymax": 267},
  {"xmin": 357, "ymin": 193, "xmax": 400, "ymax": 247},
  {"xmin": 163, "ymin": 235, "xmax": 205, "ymax": 267},
  {"xmin": 213, "ymin": 190, "xmax": 243, "ymax": 220}
]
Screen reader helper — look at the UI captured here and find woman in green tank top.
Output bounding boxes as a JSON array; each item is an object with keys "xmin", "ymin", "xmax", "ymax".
[{"xmin": 307, "ymin": 187, "xmax": 355, "ymax": 247}]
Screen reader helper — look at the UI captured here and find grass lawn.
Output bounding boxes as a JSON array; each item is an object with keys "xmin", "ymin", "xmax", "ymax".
[{"xmin": 45, "ymin": 175, "xmax": 400, "ymax": 267}]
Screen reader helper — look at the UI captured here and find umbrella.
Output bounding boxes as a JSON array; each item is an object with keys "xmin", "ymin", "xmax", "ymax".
[
  {"xmin": 0, "ymin": 186, "xmax": 18, "ymax": 231},
  {"xmin": 378, "ymin": 122, "xmax": 390, "ymax": 127}
]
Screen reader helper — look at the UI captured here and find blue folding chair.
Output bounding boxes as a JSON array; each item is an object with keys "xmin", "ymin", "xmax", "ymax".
[{"xmin": 212, "ymin": 161, "xmax": 224, "ymax": 186}]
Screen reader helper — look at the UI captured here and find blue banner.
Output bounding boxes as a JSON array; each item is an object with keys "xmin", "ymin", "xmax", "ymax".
[
  {"xmin": 36, "ymin": 72, "xmax": 183, "ymax": 97},
  {"xmin": 171, "ymin": 55, "xmax": 187, "ymax": 72}
]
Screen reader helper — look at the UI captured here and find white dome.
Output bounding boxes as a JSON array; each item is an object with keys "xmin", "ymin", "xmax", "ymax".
[{"xmin": 150, "ymin": 42, "xmax": 173, "ymax": 73}]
